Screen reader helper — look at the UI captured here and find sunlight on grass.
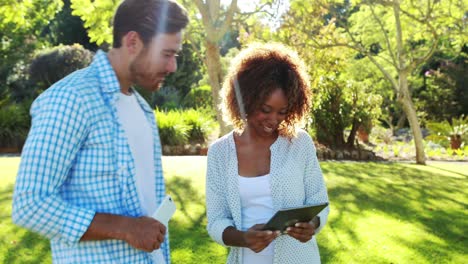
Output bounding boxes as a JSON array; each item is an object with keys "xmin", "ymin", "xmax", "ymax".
[
  {"xmin": 1, "ymin": 157, "xmax": 467, "ymax": 263},
  {"xmin": 319, "ymin": 161, "xmax": 467, "ymax": 263}
]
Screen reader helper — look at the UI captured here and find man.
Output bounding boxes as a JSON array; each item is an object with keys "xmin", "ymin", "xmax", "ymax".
[{"xmin": 12, "ymin": 0, "xmax": 188, "ymax": 263}]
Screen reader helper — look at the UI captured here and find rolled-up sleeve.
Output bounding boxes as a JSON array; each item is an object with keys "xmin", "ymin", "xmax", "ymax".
[
  {"xmin": 205, "ymin": 144, "xmax": 235, "ymax": 246},
  {"xmin": 12, "ymin": 89, "xmax": 96, "ymax": 245}
]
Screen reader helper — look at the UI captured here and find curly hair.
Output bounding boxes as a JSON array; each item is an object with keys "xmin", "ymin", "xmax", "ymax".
[{"xmin": 221, "ymin": 42, "xmax": 312, "ymax": 138}]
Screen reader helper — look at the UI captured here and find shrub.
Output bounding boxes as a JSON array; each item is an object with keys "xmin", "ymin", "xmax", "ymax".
[
  {"xmin": 29, "ymin": 44, "xmax": 94, "ymax": 90},
  {"xmin": 426, "ymin": 115, "xmax": 468, "ymax": 149},
  {"xmin": 0, "ymin": 103, "xmax": 30, "ymax": 148},
  {"xmin": 181, "ymin": 85, "xmax": 213, "ymax": 109},
  {"xmin": 155, "ymin": 108, "xmax": 218, "ymax": 146},
  {"xmin": 155, "ymin": 109, "xmax": 190, "ymax": 146},
  {"xmin": 181, "ymin": 109, "xmax": 217, "ymax": 144}
]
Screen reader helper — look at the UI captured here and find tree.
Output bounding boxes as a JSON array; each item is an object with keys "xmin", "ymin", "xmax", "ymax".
[
  {"xmin": 0, "ymin": 0, "xmax": 63, "ymax": 102},
  {"xmin": 239, "ymin": 2, "xmax": 383, "ymax": 149},
  {"xmin": 177, "ymin": 0, "xmax": 239, "ymax": 135},
  {"xmin": 44, "ymin": 0, "xmax": 98, "ymax": 51},
  {"xmin": 417, "ymin": 47, "xmax": 468, "ymax": 121},
  {"xmin": 281, "ymin": 0, "xmax": 467, "ymax": 164},
  {"xmin": 179, "ymin": 0, "xmax": 283, "ymax": 136}
]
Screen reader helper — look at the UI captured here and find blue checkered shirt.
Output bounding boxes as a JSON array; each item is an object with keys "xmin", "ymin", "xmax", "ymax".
[{"xmin": 12, "ymin": 50, "xmax": 170, "ymax": 263}]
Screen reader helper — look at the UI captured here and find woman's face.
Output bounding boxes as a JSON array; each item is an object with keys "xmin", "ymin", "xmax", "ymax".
[{"xmin": 247, "ymin": 88, "xmax": 288, "ymax": 138}]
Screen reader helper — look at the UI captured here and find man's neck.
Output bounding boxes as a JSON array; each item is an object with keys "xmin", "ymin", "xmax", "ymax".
[{"xmin": 107, "ymin": 49, "xmax": 132, "ymax": 94}]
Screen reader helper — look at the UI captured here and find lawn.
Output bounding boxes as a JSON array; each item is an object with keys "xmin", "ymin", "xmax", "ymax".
[{"xmin": 1, "ymin": 156, "xmax": 467, "ymax": 263}]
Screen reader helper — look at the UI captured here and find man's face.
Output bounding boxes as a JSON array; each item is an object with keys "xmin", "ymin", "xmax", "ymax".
[{"xmin": 129, "ymin": 32, "xmax": 182, "ymax": 92}]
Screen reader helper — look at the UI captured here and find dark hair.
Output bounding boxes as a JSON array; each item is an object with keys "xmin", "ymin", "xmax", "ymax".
[
  {"xmin": 222, "ymin": 42, "xmax": 312, "ymax": 138},
  {"xmin": 112, "ymin": 0, "xmax": 189, "ymax": 48}
]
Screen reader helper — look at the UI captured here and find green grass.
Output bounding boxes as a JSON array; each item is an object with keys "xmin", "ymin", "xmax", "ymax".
[{"xmin": 1, "ymin": 157, "xmax": 467, "ymax": 263}]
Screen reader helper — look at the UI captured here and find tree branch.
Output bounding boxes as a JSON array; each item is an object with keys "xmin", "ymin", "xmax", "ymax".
[
  {"xmin": 368, "ymin": 2, "xmax": 398, "ymax": 68},
  {"xmin": 398, "ymin": 5, "xmax": 440, "ymax": 69},
  {"xmin": 193, "ymin": 0, "xmax": 213, "ymax": 34},
  {"xmin": 366, "ymin": 54, "xmax": 399, "ymax": 93},
  {"xmin": 216, "ymin": 0, "xmax": 238, "ymax": 40},
  {"xmin": 393, "ymin": 1, "xmax": 405, "ymax": 71}
]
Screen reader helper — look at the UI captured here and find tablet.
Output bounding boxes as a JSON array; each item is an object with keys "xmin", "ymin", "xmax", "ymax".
[{"xmin": 262, "ymin": 202, "xmax": 329, "ymax": 232}]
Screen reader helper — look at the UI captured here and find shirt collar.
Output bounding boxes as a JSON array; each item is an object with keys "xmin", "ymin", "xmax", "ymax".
[
  {"xmin": 93, "ymin": 50, "xmax": 121, "ymax": 94},
  {"xmin": 93, "ymin": 50, "xmax": 154, "ymax": 113}
]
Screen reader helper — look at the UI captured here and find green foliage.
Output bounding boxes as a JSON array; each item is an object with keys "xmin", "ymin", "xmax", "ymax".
[
  {"xmin": 29, "ymin": 44, "xmax": 94, "ymax": 91},
  {"xmin": 0, "ymin": 0, "xmax": 63, "ymax": 34},
  {"xmin": 245, "ymin": 2, "xmax": 384, "ymax": 149},
  {"xmin": 426, "ymin": 115, "xmax": 468, "ymax": 148},
  {"xmin": 44, "ymin": 0, "xmax": 98, "ymax": 51},
  {"xmin": 0, "ymin": 0, "xmax": 63, "ymax": 104},
  {"xmin": 155, "ymin": 108, "xmax": 218, "ymax": 146},
  {"xmin": 182, "ymin": 109, "xmax": 217, "ymax": 144},
  {"xmin": 152, "ymin": 87, "xmax": 183, "ymax": 110},
  {"xmin": 181, "ymin": 85, "xmax": 213, "ymax": 109},
  {"xmin": 70, "ymin": 0, "xmax": 117, "ymax": 45},
  {"xmin": 310, "ymin": 54, "xmax": 383, "ymax": 148},
  {"xmin": 6, "ymin": 61, "xmax": 36, "ymax": 103},
  {"xmin": 0, "ymin": 103, "xmax": 31, "ymax": 148},
  {"xmin": 164, "ymin": 43, "xmax": 205, "ymax": 98},
  {"xmin": 155, "ymin": 109, "xmax": 190, "ymax": 146},
  {"xmin": 416, "ymin": 51, "xmax": 468, "ymax": 121}
]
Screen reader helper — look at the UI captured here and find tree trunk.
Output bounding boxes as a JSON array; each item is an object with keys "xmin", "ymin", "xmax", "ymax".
[
  {"xmin": 205, "ymin": 40, "xmax": 230, "ymax": 136},
  {"xmin": 346, "ymin": 118, "xmax": 359, "ymax": 148},
  {"xmin": 398, "ymin": 71, "xmax": 426, "ymax": 164},
  {"xmin": 396, "ymin": 111, "xmax": 407, "ymax": 131}
]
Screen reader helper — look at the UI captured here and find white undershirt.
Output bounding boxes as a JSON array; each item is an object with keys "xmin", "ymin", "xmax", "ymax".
[
  {"xmin": 116, "ymin": 92, "xmax": 157, "ymax": 216},
  {"xmin": 238, "ymin": 174, "xmax": 275, "ymax": 264}
]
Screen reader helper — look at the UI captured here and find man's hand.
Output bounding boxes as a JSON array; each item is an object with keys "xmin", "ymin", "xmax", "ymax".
[
  {"xmin": 123, "ymin": 216, "xmax": 167, "ymax": 252},
  {"xmin": 285, "ymin": 221, "xmax": 316, "ymax": 243},
  {"xmin": 243, "ymin": 224, "xmax": 280, "ymax": 253}
]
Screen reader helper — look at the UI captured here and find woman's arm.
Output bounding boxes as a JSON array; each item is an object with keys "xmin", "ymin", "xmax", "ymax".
[
  {"xmin": 205, "ymin": 144, "xmax": 237, "ymax": 246},
  {"xmin": 302, "ymin": 132, "xmax": 330, "ymax": 234}
]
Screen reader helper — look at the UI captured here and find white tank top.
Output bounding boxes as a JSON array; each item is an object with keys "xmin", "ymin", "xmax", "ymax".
[{"xmin": 238, "ymin": 174, "xmax": 275, "ymax": 264}]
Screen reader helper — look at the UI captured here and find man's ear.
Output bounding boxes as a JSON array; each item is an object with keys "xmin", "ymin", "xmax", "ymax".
[{"xmin": 122, "ymin": 31, "xmax": 143, "ymax": 55}]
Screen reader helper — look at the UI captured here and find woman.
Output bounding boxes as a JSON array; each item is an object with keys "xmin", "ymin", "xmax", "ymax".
[{"xmin": 206, "ymin": 42, "xmax": 330, "ymax": 264}]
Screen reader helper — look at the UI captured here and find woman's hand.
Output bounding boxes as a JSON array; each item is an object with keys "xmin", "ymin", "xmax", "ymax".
[
  {"xmin": 243, "ymin": 224, "xmax": 280, "ymax": 252},
  {"xmin": 285, "ymin": 221, "xmax": 316, "ymax": 243}
]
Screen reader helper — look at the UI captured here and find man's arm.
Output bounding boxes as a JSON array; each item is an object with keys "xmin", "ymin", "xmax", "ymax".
[
  {"xmin": 81, "ymin": 213, "xmax": 166, "ymax": 252},
  {"xmin": 12, "ymin": 90, "xmax": 96, "ymax": 245}
]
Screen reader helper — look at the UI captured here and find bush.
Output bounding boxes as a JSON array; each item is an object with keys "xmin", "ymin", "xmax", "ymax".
[
  {"xmin": 426, "ymin": 115, "xmax": 468, "ymax": 149},
  {"xmin": 181, "ymin": 109, "xmax": 217, "ymax": 143},
  {"xmin": 155, "ymin": 108, "xmax": 218, "ymax": 146},
  {"xmin": 181, "ymin": 85, "xmax": 213, "ymax": 109},
  {"xmin": 29, "ymin": 44, "xmax": 93, "ymax": 90},
  {"xmin": 155, "ymin": 109, "xmax": 190, "ymax": 146},
  {"xmin": 0, "ymin": 103, "xmax": 31, "ymax": 148}
]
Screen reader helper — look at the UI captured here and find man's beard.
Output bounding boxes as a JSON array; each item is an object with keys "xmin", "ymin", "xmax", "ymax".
[{"xmin": 129, "ymin": 58, "xmax": 166, "ymax": 92}]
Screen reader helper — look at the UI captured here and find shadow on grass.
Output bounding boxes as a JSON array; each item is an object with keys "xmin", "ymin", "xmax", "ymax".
[
  {"xmin": 319, "ymin": 162, "xmax": 467, "ymax": 263},
  {"xmin": 2, "ymin": 175, "xmax": 224, "ymax": 264},
  {"xmin": 166, "ymin": 175, "xmax": 227, "ymax": 263},
  {"xmin": 1, "ymin": 184, "xmax": 51, "ymax": 264}
]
